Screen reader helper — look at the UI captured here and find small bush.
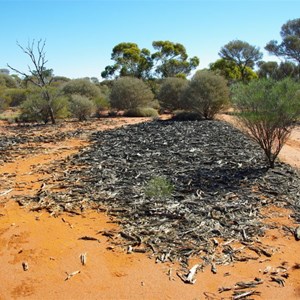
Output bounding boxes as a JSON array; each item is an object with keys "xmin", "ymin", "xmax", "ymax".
[
  {"xmin": 0, "ymin": 90, "xmax": 9, "ymax": 112},
  {"xmin": 124, "ymin": 107, "xmax": 159, "ymax": 118},
  {"xmin": 158, "ymin": 77, "xmax": 188, "ymax": 111},
  {"xmin": 110, "ymin": 77, "xmax": 154, "ymax": 110},
  {"xmin": 181, "ymin": 70, "xmax": 230, "ymax": 119},
  {"xmin": 20, "ymin": 90, "xmax": 69, "ymax": 123},
  {"xmin": 5, "ymin": 88, "xmax": 27, "ymax": 107},
  {"xmin": 232, "ymin": 78, "xmax": 300, "ymax": 168},
  {"xmin": 0, "ymin": 74, "xmax": 17, "ymax": 88},
  {"xmin": 0, "ymin": 99, "xmax": 7, "ymax": 112},
  {"xmin": 94, "ymin": 96, "xmax": 110, "ymax": 117},
  {"xmin": 61, "ymin": 79, "xmax": 102, "ymax": 99},
  {"xmin": 69, "ymin": 94, "xmax": 95, "ymax": 121},
  {"xmin": 149, "ymin": 99, "xmax": 161, "ymax": 111},
  {"xmin": 144, "ymin": 176, "xmax": 173, "ymax": 200}
]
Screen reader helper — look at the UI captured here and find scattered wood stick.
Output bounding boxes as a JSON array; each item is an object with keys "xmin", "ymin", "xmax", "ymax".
[{"xmin": 65, "ymin": 270, "xmax": 80, "ymax": 281}]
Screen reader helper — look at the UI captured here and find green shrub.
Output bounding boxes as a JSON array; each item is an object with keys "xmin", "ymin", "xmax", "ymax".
[
  {"xmin": 158, "ymin": 77, "xmax": 188, "ymax": 111},
  {"xmin": 124, "ymin": 107, "xmax": 159, "ymax": 118},
  {"xmin": 20, "ymin": 89, "xmax": 69, "ymax": 123},
  {"xmin": 0, "ymin": 97, "xmax": 7, "ymax": 112},
  {"xmin": 0, "ymin": 89, "xmax": 9, "ymax": 112},
  {"xmin": 144, "ymin": 176, "xmax": 173, "ymax": 199},
  {"xmin": 61, "ymin": 79, "xmax": 102, "ymax": 99},
  {"xmin": 5, "ymin": 88, "xmax": 27, "ymax": 107},
  {"xmin": 181, "ymin": 70, "xmax": 230, "ymax": 119},
  {"xmin": 94, "ymin": 96, "xmax": 110, "ymax": 116},
  {"xmin": 110, "ymin": 77, "xmax": 154, "ymax": 110},
  {"xmin": 149, "ymin": 99, "xmax": 161, "ymax": 111},
  {"xmin": 0, "ymin": 74, "xmax": 17, "ymax": 88},
  {"xmin": 69, "ymin": 94, "xmax": 95, "ymax": 121},
  {"xmin": 232, "ymin": 78, "xmax": 300, "ymax": 168}
]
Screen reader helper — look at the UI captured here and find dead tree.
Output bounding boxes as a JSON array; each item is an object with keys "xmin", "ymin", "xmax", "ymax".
[{"xmin": 8, "ymin": 39, "xmax": 56, "ymax": 124}]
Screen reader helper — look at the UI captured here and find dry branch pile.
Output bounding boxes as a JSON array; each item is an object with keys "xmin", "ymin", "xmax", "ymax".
[{"xmin": 18, "ymin": 120, "xmax": 300, "ymax": 271}]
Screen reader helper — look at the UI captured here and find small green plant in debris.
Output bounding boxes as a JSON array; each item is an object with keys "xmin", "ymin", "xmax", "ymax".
[{"xmin": 144, "ymin": 176, "xmax": 174, "ymax": 199}]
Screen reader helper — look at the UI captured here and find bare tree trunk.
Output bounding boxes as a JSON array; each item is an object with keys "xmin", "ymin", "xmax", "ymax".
[{"xmin": 43, "ymin": 89, "xmax": 55, "ymax": 124}]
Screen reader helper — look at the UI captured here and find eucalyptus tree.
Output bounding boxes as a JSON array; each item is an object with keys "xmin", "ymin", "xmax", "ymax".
[
  {"xmin": 219, "ymin": 40, "xmax": 263, "ymax": 82},
  {"xmin": 265, "ymin": 18, "xmax": 300, "ymax": 77},
  {"xmin": 209, "ymin": 58, "xmax": 257, "ymax": 84},
  {"xmin": 257, "ymin": 61, "xmax": 298, "ymax": 80},
  {"xmin": 151, "ymin": 40, "xmax": 199, "ymax": 78},
  {"xmin": 101, "ymin": 42, "xmax": 153, "ymax": 80}
]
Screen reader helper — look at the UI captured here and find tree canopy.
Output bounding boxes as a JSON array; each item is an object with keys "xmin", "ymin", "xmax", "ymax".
[
  {"xmin": 219, "ymin": 40, "xmax": 262, "ymax": 81},
  {"xmin": 209, "ymin": 58, "xmax": 257, "ymax": 83},
  {"xmin": 257, "ymin": 61, "xmax": 298, "ymax": 80},
  {"xmin": 151, "ymin": 41, "xmax": 199, "ymax": 78},
  {"xmin": 101, "ymin": 42, "xmax": 153, "ymax": 80},
  {"xmin": 265, "ymin": 18, "xmax": 300, "ymax": 80},
  {"xmin": 101, "ymin": 41, "xmax": 199, "ymax": 80},
  {"xmin": 265, "ymin": 18, "xmax": 300, "ymax": 66}
]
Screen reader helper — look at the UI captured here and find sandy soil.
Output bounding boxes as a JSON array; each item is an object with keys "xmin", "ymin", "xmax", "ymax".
[{"xmin": 0, "ymin": 116, "xmax": 300, "ymax": 299}]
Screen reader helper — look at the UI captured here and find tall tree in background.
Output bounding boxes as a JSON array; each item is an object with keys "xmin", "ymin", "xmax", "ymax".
[
  {"xmin": 151, "ymin": 41, "xmax": 199, "ymax": 78},
  {"xmin": 7, "ymin": 39, "xmax": 57, "ymax": 124},
  {"xmin": 101, "ymin": 42, "xmax": 153, "ymax": 80},
  {"xmin": 265, "ymin": 18, "xmax": 300, "ymax": 77},
  {"xmin": 256, "ymin": 61, "xmax": 279, "ymax": 79},
  {"xmin": 257, "ymin": 61, "xmax": 299, "ymax": 80},
  {"xmin": 209, "ymin": 58, "xmax": 257, "ymax": 84},
  {"xmin": 219, "ymin": 40, "xmax": 262, "ymax": 82}
]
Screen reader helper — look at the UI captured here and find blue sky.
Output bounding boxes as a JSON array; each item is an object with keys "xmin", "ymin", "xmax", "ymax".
[{"xmin": 1, "ymin": 0, "xmax": 299, "ymax": 80}]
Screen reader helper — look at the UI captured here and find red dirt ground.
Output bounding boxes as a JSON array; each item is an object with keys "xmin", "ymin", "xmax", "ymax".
[{"xmin": 0, "ymin": 116, "xmax": 300, "ymax": 299}]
